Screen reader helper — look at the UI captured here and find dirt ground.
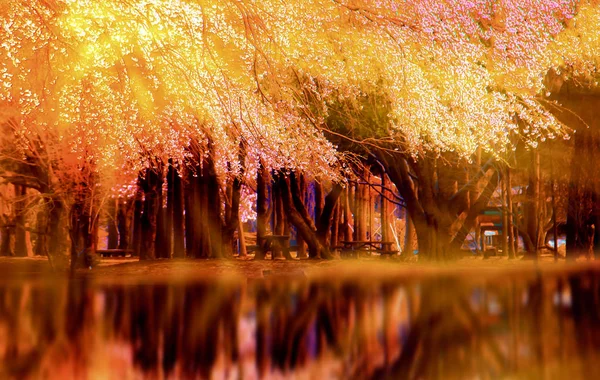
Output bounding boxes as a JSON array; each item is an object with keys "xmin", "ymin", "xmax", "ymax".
[{"xmin": 1, "ymin": 253, "xmax": 599, "ymax": 283}]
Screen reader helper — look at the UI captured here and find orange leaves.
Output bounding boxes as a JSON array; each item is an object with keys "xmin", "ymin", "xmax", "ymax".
[{"xmin": 0, "ymin": 0, "xmax": 599, "ymax": 200}]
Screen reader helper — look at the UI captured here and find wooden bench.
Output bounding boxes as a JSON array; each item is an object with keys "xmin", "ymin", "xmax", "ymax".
[
  {"xmin": 338, "ymin": 241, "xmax": 398, "ymax": 258},
  {"xmin": 246, "ymin": 245, "xmax": 260, "ymax": 253},
  {"xmin": 96, "ymin": 249, "xmax": 134, "ymax": 258},
  {"xmin": 252, "ymin": 235, "xmax": 295, "ymax": 259}
]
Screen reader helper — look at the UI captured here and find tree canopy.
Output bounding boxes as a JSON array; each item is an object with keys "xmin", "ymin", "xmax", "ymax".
[{"xmin": 1, "ymin": 0, "xmax": 600, "ymax": 206}]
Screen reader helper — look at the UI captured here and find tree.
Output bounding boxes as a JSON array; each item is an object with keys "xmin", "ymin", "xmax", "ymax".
[{"xmin": 3, "ymin": 0, "xmax": 600, "ymax": 264}]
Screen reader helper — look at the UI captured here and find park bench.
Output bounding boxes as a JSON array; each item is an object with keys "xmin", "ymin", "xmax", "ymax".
[
  {"xmin": 96, "ymin": 249, "xmax": 134, "ymax": 258},
  {"xmin": 263, "ymin": 235, "xmax": 293, "ymax": 259},
  {"xmin": 247, "ymin": 235, "xmax": 300, "ymax": 259},
  {"xmin": 337, "ymin": 241, "xmax": 398, "ymax": 258}
]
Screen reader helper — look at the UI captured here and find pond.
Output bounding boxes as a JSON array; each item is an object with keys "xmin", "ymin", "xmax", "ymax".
[{"xmin": 0, "ymin": 264, "xmax": 599, "ymax": 379}]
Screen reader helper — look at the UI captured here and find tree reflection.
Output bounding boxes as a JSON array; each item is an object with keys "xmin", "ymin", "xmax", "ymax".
[{"xmin": 1, "ymin": 271, "xmax": 600, "ymax": 378}]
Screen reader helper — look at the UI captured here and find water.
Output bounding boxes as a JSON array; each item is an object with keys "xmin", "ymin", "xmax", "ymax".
[{"xmin": 1, "ymin": 267, "xmax": 599, "ymax": 379}]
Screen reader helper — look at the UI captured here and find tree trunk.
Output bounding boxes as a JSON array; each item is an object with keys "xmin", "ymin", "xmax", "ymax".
[
  {"xmin": 132, "ymin": 187, "xmax": 143, "ymax": 257},
  {"xmin": 140, "ymin": 169, "xmax": 161, "ymax": 260},
  {"xmin": 272, "ymin": 176, "xmax": 284, "ymax": 259},
  {"xmin": 283, "ymin": 206, "xmax": 291, "ymax": 259},
  {"xmin": 256, "ymin": 163, "xmax": 270, "ymax": 260},
  {"xmin": 272, "ymin": 175, "xmax": 292, "ymax": 259},
  {"xmin": 14, "ymin": 185, "xmax": 27, "ymax": 257},
  {"xmin": 69, "ymin": 197, "xmax": 95, "ymax": 272},
  {"xmin": 191, "ymin": 164, "xmax": 211, "ymax": 259},
  {"xmin": 358, "ymin": 175, "xmax": 369, "ymax": 242},
  {"xmin": 34, "ymin": 208, "xmax": 47, "ymax": 256},
  {"xmin": 552, "ymin": 174, "xmax": 560, "ymax": 261},
  {"xmin": 107, "ymin": 198, "xmax": 119, "ymax": 250},
  {"xmin": 278, "ymin": 173, "xmax": 334, "ymax": 259},
  {"xmin": 204, "ymin": 155, "xmax": 223, "ymax": 258},
  {"xmin": 506, "ymin": 167, "xmax": 516, "ymax": 259},
  {"xmin": 404, "ymin": 213, "xmax": 414, "ymax": 256},
  {"xmin": 46, "ymin": 198, "xmax": 65, "ymax": 269},
  {"xmin": 314, "ymin": 180, "xmax": 324, "ymax": 223},
  {"xmin": 353, "ymin": 182, "xmax": 360, "ymax": 242},
  {"xmin": 375, "ymin": 150, "xmax": 499, "ymax": 260},
  {"xmin": 0, "ymin": 221, "xmax": 12, "ymax": 256},
  {"xmin": 343, "ymin": 187, "xmax": 352, "ymax": 242},
  {"xmin": 316, "ymin": 183, "xmax": 343, "ymax": 252},
  {"xmin": 238, "ymin": 216, "xmax": 247, "ymax": 257},
  {"xmin": 296, "ymin": 175, "xmax": 308, "ymax": 258},
  {"xmin": 523, "ymin": 150, "xmax": 540, "ymax": 261},
  {"xmin": 162, "ymin": 162, "xmax": 176, "ymax": 258},
  {"xmin": 330, "ymin": 202, "xmax": 340, "ymax": 249},
  {"xmin": 368, "ymin": 172, "xmax": 374, "ymax": 241},
  {"xmin": 184, "ymin": 169, "xmax": 195, "ymax": 258},
  {"xmin": 381, "ymin": 174, "xmax": 390, "ymax": 244},
  {"xmin": 155, "ymin": 166, "xmax": 169, "ymax": 259},
  {"xmin": 222, "ymin": 165, "xmax": 243, "ymax": 258},
  {"xmin": 566, "ymin": 130, "xmax": 584, "ymax": 261},
  {"xmin": 502, "ymin": 170, "xmax": 509, "ymax": 256},
  {"xmin": 172, "ymin": 165, "xmax": 185, "ymax": 258},
  {"xmin": 117, "ymin": 198, "xmax": 133, "ymax": 250}
]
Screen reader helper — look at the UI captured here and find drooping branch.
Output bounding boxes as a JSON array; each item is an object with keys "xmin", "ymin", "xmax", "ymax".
[
  {"xmin": 316, "ymin": 183, "xmax": 344, "ymax": 243},
  {"xmin": 450, "ymin": 170, "xmax": 500, "ymax": 250},
  {"xmin": 289, "ymin": 173, "xmax": 318, "ymax": 232},
  {"xmin": 448, "ymin": 158, "xmax": 496, "ymax": 215},
  {"xmin": 278, "ymin": 172, "xmax": 335, "ymax": 259}
]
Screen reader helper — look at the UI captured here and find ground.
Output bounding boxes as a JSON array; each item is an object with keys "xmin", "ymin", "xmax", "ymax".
[{"xmin": 0, "ymin": 254, "xmax": 597, "ymax": 283}]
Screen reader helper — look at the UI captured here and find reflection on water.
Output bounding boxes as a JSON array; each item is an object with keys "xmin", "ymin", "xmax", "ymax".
[{"xmin": 1, "ymin": 270, "xmax": 600, "ymax": 379}]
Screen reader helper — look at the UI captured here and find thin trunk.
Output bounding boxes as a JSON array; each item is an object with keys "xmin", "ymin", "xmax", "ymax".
[
  {"xmin": 107, "ymin": 198, "xmax": 119, "ymax": 250},
  {"xmin": 283, "ymin": 206, "xmax": 292, "ymax": 259},
  {"xmin": 524, "ymin": 150, "xmax": 540, "ymax": 261},
  {"xmin": 163, "ymin": 162, "xmax": 176, "ymax": 258},
  {"xmin": 502, "ymin": 170, "xmax": 509, "ymax": 256},
  {"xmin": 256, "ymin": 163, "xmax": 269, "ymax": 260},
  {"xmin": 0, "ymin": 223, "xmax": 12, "ymax": 256},
  {"xmin": 358, "ymin": 178, "xmax": 368, "ymax": 241},
  {"xmin": 155, "ymin": 168, "xmax": 168, "ymax": 259},
  {"xmin": 314, "ymin": 180, "xmax": 324, "ymax": 222},
  {"xmin": 566, "ymin": 131, "xmax": 583, "ymax": 261},
  {"xmin": 296, "ymin": 174, "xmax": 308, "ymax": 258},
  {"xmin": 184, "ymin": 169, "xmax": 195, "ymax": 258},
  {"xmin": 272, "ymin": 177, "xmax": 284, "ymax": 259},
  {"xmin": 552, "ymin": 175, "xmax": 559, "ymax": 262},
  {"xmin": 117, "ymin": 198, "xmax": 133, "ymax": 250},
  {"xmin": 506, "ymin": 168, "xmax": 516, "ymax": 259},
  {"xmin": 222, "ymin": 169, "xmax": 243, "ymax": 258},
  {"xmin": 46, "ymin": 198, "xmax": 65, "ymax": 268},
  {"xmin": 368, "ymin": 172, "xmax": 374, "ymax": 241},
  {"xmin": 69, "ymin": 206, "xmax": 80, "ymax": 269},
  {"xmin": 14, "ymin": 185, "xmax": 27, "ymax": 257},
  {"xmin": 330, "ymin": 202, "xmax": 340, "ymax": 249},
  {"xmin": 34, "ymin": 208, "xmax": 47, "ymax": 256},
  {"xmin": 593, "ymin": 194, "xmax": 600, "ymax": 259},
  {"xmin": 381, "ymin": 174, "xmax": 390, "ymax": 244},
  {"xmin": 353, "ymin": 182, "xmax": 360, "ymax": 242},
  {"xmin": 316, "ymin": 184, "xmax": 343, "ymax": 248},
  {"xmin": 404, "ymin": 212, "xmax": 414, "ymax": 255},
  {"xmin": 172, "ymin": 166, "xmax": 185, "ymax": 258},
  {"xmin": 348, "ymin": 184, "xmax": 355, "ymax": 242},
  {"xmin": 140, "ymin": 169, "xmax": 160, "ymax": 260},
  {"xmin": 69, "ymin": 197, "xmax": 94, "ymax": 271},
  {"xmin": 343, "ymin": 187, "xmax": 352, "ymax": 242},
  {"xmin": 205, "ymin": 154, "xmax": 222, "ymax": 258},
  {"xmin": 132, "ymin": 187, "xmax": 143, "ymax": 257},
  {"xmin": 198, "ymin": 165, "xmax": 211, "ymax": 258},
  {"xmin": 238, "ymin": 216, "xmax": 247, "ymax": 257}
]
